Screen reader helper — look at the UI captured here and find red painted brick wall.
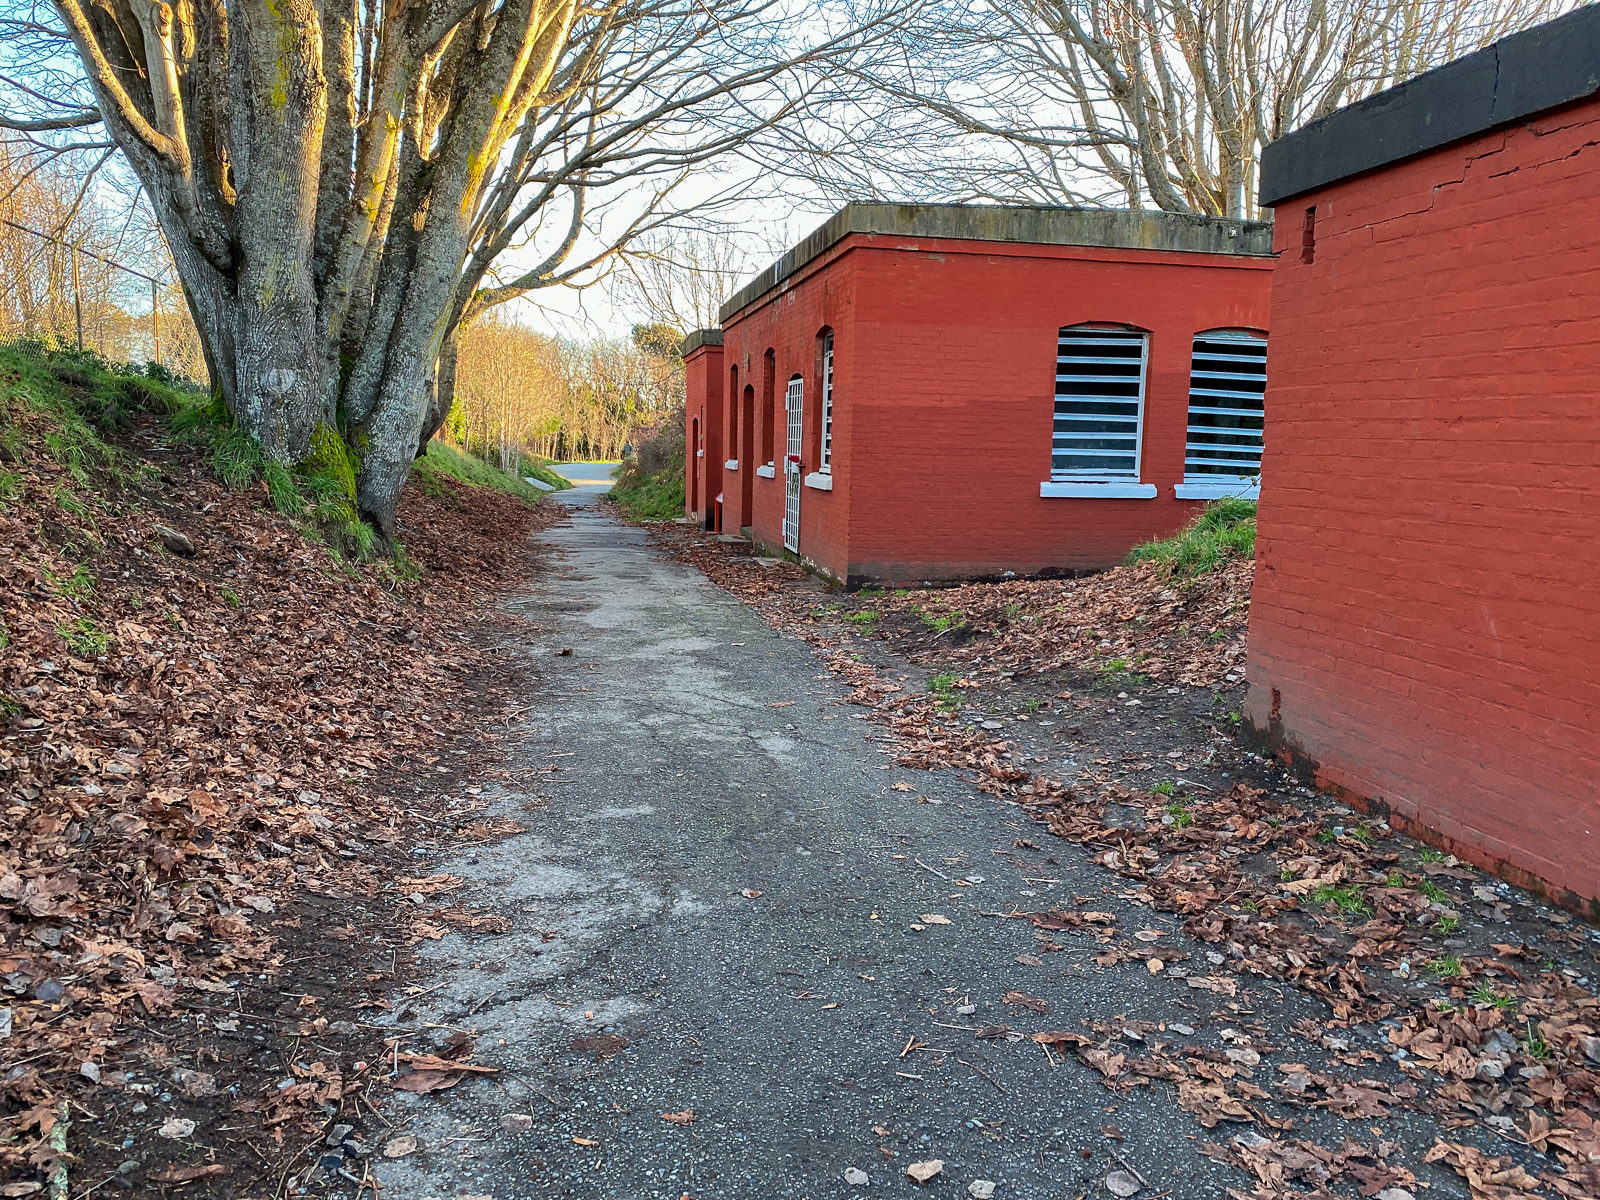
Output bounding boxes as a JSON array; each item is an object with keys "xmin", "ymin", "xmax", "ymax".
[
  {"xmin": 683, "ymin": 343, "xmax": 723, "ymax": 527},
  {"xmin": 1245, "ymin": 96, "xmax": 1600, "ymax": 907},
  {"xmin": 720, "ymin": 234, "xmax": 1271, "ymax": 583},
  {"xmin": 722, "ymin": 260, "xmax": 861, "ymax": 580}
]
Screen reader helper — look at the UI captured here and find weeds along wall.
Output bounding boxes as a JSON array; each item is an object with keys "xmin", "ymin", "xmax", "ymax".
[{"xmin": 1245, "ymin": 34, "xmax": 1600, "ymax": 907}]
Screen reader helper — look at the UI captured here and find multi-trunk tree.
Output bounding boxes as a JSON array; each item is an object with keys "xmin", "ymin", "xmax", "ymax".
[{"xmin": 13, "ymin": 0, "xmax": 890, "ymax": 537}]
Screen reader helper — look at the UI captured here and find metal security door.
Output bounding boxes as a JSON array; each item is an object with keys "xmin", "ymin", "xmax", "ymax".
[{"xmin": 783, "ymin": 377, "xmax": 803, "ymax": 552}]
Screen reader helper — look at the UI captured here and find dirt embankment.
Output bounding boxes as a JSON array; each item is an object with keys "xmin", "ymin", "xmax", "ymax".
[{"xmin": 1, "ymin": 362, "xmax": 561, "ymax": 1196}]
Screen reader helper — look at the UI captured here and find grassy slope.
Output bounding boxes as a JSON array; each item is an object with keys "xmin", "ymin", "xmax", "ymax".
[
  {"xmin": 413, "ymin": 439, "xmax": 570, "ymax": 503},
  {"xmin": 609, "ymin": 462, "xmax": 685, "ymax": 520},
  {"xmin": 0, "ymin": 341, "xmax": 556, "ymax": 1192}
]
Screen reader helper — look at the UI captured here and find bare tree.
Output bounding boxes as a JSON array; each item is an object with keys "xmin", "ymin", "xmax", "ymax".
[
  {"xmin": 806, "ymin": 0, "xmax": 1561, "ymax": 216},
  {"xmin": 0, "ymin": 0, "xmax": 905, "ymax": 537},
  {"xmin": 610, "ymin": 225, "xmax": 779, "ymax": 332}
]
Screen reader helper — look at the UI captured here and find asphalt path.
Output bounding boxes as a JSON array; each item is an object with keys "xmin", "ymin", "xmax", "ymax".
[{"xmin": 374, "ymin": 490, "xmax": 1459, "ymax": 1200}]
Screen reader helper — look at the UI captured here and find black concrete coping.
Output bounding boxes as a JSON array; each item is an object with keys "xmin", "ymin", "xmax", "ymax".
[
  {"xmin": 679, "ymin": 328, "xmax": 724, "ymax": 357},
  {"xmin": 719, "ymin": 202, "xmax": 1274, "ymax": 324},
  {"xmin": 1259, "ymin": 4, "xmax": 1600, "ymax": 207}
]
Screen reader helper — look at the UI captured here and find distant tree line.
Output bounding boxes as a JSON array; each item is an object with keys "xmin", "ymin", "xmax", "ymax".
[{"xmin": 442, "ymin": 318, "xmax": 685, "ymax": 467}]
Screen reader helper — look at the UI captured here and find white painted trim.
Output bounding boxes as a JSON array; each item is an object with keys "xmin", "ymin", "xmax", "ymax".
[
  {"xmin": 696, "ymin": 449, "xmax": 704, "ymax": 458},
  {"xmin": 1174, "ymin": 479, "xmax": 1260, "ymax": 501},
  {"xmin": 755, "ymin": 464, "xmax": 776, "ymax": 479},
  {"xmin": 1039, "ymin": 481, "xmax": 1156, "ymax": 499},
  {"xmin": 803, "ymin": 472, "xmax": 834, "ymax": 492},
  {"xmin": 725, "ymin": 459, "xmax": 739, "ymax": 471}
]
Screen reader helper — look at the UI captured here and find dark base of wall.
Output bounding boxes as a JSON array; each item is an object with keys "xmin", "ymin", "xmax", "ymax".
[
  {"xmin": 842, "ymin": 564, "xmax": 1103, "ymax": 592},
  {"xmin": 1243, "ymin": 706, "xmax": 1600, "ymax": 925}
]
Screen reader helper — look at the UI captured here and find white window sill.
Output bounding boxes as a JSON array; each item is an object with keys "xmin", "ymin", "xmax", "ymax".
[
  {"xmin": 755, "ymin": 464, "xmax": 776, "ymax": 479},
  {"xmin": 1040, "ymin": 481, "xmax": 1156, "ymax": 499},
  {"xmin": 804, "ymin": 472, "xmax": 833, "ymax": 491},
  {"xmin": 725, "ymin": 459, "xmax": 739, "ymax": 471},
  {"xmin": 1174, "ymin": 479, "xmax": 1260, "ymax": 500}
]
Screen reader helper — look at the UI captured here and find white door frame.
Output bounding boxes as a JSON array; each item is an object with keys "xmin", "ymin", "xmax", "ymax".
[{"xmin": 783, "ymin": 377, "xmax": 803, "ymax": 553}]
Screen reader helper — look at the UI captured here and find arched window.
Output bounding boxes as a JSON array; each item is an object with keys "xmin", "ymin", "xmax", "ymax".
[
  {"xmin": 761, "ymin": 349, "xmax": 776, "ymax": 465},
  {"xmin": 1183, "ymin": 329, "xmax": 1267, "ymax": 492},
  {"xmin": 817, "ymin": 328, "xmax": 835, "ymax": 473},
  {"xmin": 1051, "ymin": 324, "xmax": 1148, "ymax": 483}
]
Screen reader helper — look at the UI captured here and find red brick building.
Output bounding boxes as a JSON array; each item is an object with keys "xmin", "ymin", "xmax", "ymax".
[
  {"xmin": 685, "ymin": 203, "xmax": 1273, "ymax": 584},
  {"xmin": 682, "ymin": 329, "xmax": 724, "ymax": 528},
  {"xmin": 1246, "ymin": 6, "xmax": 1600, "ymax": 907}
]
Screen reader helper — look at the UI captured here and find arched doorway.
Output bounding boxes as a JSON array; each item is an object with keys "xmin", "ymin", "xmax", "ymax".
[{"xmin": 689, "ymin": 416, "xmax": 700, "ymax": 517}]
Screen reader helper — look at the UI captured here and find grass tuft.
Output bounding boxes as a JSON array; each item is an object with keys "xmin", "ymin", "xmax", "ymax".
[
  {"xmin": 1127, "ymin": 497, "xmax": 1257, "ymax": 578},
  {"xmin": 57, "ymin": 617, "xmax": 110, "ymax": 658}
]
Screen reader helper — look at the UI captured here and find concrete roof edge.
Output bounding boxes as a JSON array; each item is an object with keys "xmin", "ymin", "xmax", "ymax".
[
  {"xmin": 718, "ymin": 202, "xmax": 1275, "ymax": 324},
  {"xmin": 679, "ymin": 328, "xmax": 724, "ymax": 357},
  {"xmin": 1259, "ymin": 4, "xmax": 1600, "ymax": 207}
]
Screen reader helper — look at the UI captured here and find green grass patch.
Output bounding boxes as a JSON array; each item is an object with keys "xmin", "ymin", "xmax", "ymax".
[
  {"xmin": 1469, "ymin": 983, "xmax": 1517, "ymax": 1011},
  {"xmin": 919, "ymin": 609, "xmax": 964, "ymax": 634},
  {"xmin": 1127, "ymin": 496, "xmax": 1256, "ymax": 578},
  {"xmin": 1427, "ymin": 954, "xmax": 1465, "ymax": 979},
  {"xmin": 413, "ymin": 440, "xmax": 564, "ymax": 504},
  {"xmin": 57, "ymin": 617, "xmax": 109, "ymax": 658},
  {"xmin": 1310, "ymin": 884, "xmax": 1371, "ymax": 917},
  {"xmin": 1095, "ymin": 656, "xmax": 1149, "ymax": 687},
  {"xmin": 845, "ymin": 609, "xmax": 880, "ymax": 634},
  {"xmin": 928, "ymin": 672, "xmax": 961, "ymax": 709},
  {"xmin": 609, "ymin": 458, "xmax": 685, "ymax": 521},
  {"xmin": 1416, "ymin": 878, "xmax": 1449, "ymax": 904}
]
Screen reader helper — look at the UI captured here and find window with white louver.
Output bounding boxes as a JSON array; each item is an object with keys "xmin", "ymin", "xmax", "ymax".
[
  {"xmin": 1183, "ymin": 331, "xmax": 1267, "ymax": 490},
  {"xmin": 1052, "ymin": 326, "xmax": 1148, "ymax": 483}
]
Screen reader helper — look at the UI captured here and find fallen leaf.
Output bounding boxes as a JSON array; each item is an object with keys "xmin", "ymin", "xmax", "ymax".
[
  {"xmin": 148, "ymin": 1165, "xmax": 232, "ymax": 1184},
  {"xmin": 661, "ymin": 1109, "xmax": 695, "ymax": 1125},
  {"xmin": 399, "ymin": 1054, "xmax": 499, "ymax": 1074},
  {"xmin": 845, "ymin": 1167, "xmax": 870, "ymax": 1186},
  {"xmin": 969, "ymin": 1182, "xmax": 996, "ymax": 1199},
  {"xmin": 1105, "ymin": 1168, "xmax": 1142, "ymax": 1196},
  {"xmin": 383, "ymin": 1135, "xmax": 420, "ymax": 1158},
  {"xmin": 157, "ymin": 1117, "xmax": 197, "ymax": 1139},
  {"xmin": 1002, "ymin": 989, "xmax": 1049, "ymax": 1015},
  {"xmin": 1015, "ymin": 954, "xmax": 1043, "ymax": 967},
  {"xmin": 571, "ymin": 1034, "xmax": 628, "ymax": 1058},
  {"xmin": 572, "ymin": 1136, "xmax": 598, "ymax": 1146},
  {"xmin": 908, "ymin": 1159, "xmax": 944, "ymax": 1185},
  {"xmin": 395, "ymin": 1070, "xmax": 462, "ymax": 1093},
  {"xmin": 741, "ymin": 889, "xmax": 763, "ymax": 899},
  {"xmin": 1186, "ymin": 975, "xmax": 1239, "ymax": 996},
  {"xmin": 920, "ymin": 914, "xmax": 952, "ymax": 925}
]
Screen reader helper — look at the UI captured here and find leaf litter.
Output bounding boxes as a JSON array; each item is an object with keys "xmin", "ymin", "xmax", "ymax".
[
  {"xmin": 645, "ymin": 520, "xmax": 1600, "ymax": 1200},
  {"xmin": 1, "ymin": 386, "xmax": 561, "ymax": 1191}
]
